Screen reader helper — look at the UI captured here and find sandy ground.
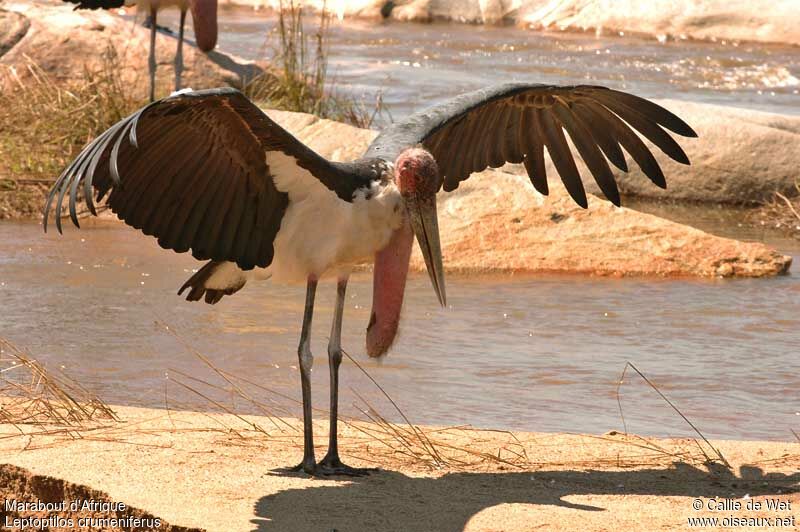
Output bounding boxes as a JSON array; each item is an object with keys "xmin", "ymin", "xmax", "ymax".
[{"xmin": 0, "ymin": 403, "xmax": 798, "ymax": 531}]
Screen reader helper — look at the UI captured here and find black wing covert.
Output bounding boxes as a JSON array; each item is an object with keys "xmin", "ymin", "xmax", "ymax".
[
  {"xmin": 44, "ymin": 88, "xmax": 362, "ymax": 270},
  {"xmin": 365, "ymin": 83, "xmax": 697, "ymax": 208}
]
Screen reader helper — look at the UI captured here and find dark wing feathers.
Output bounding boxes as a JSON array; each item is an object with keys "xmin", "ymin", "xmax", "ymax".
[
  {"xmin": 44, "ymin": 88, "xmax": 362, "ymax": 271},
  {"xmin": 63, "ymin": 0, "xmax": 125, "ymax": 10},
  {"xmin": 366, "ymin": 83, "xmax": 696, "ymax": 207}
]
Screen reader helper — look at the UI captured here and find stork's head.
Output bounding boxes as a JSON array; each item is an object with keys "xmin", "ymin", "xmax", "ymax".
[
  {"xmin": 396, "ymin": 147, "xmax": 446, "ymax": 308},
  {"xmin": 366, "ymin": 147, "xmax": 446, "ymax": 358}
]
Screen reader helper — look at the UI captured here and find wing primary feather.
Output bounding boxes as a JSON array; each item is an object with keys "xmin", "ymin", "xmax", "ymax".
[
  {"xmin": 603, "ymin": 89, "xmax": 697, "ymax": 137},
  {"xmin": 128, "ymin": 101, "xmax": 161, "ymax": 148},
  {"xmin": 463, "ymin": 106, "xmax": 496, "ymax": 185},
  {"xmin": 572, "ymin": 102, "xmax": 628, "ymax": 172},
  {"xmin": 235, "ymin": 192, "xmax": 260, "ymax": 269},
  {"xmin": 451, "ymin": 107, "xmax": 488, "ymax": 190},
  {"xmin": 539, "ymin": 107, "xmax": 588, "ymax": 208},
  {"xmin": 592, "ymin": 93, "xmax": 691, "ymax": 164},
  {"xmin": 53, "ymin": 170, "xmax": 73, "ymax": 234},
  {"xmin": 185, "ymin": 165, "xmax": 231, "ymax": 261},
  {"xmin": 157, "ymin": 147, "xmax": 221, "ymax": 251},
  {"xmin": 447, "ymin": 113, "xmax": 481, "ymax": 183},
  {"xmin": 67, "ymin": 148, "xmax": 97, "ymax": 227},
  {"xmin": 82, "ymin": 121, "xmax": 127, "ymax": 216},
  {"xmin": 585, "ymin": 101, "xmax": 667, "ymax": 188},
  {"xmin": 112, "ymin": 119, "xmax": 188, "ymax": 223},
  {"xmin": 505, "ymin": 108, "xmax": 524, "ymax": 164},
  {"xmin": 213, "ymin": 178, "xmax": 247, "ymax": 260},
  {"xmin": 252, "ymin": 190, "xmax": 288, "ymax": 270},
  {"xmin": 488, "ymin": 103, "xmax": 512, "ymax": 168},
  {"xmin": 432, "ymin": 122, "xmax": 464, "ymax": 185},
  {"xmin": 49, "ymin": 117, "xmax": 121, "ymax": 215},
  {"xmin": 173, "ymin": 152, "xmax": 230, "ymax": 256},
  {"xmin": 522, "ymin": 107, "xmax": 548, "ymax": 195},
  {"xmin": 132, "ymin": 126, "xmax": 207, "ymax": 230},
  {"xmin": 198, "ymin": 155, "xmax": 245, "ymax": 259},
  {"xmin": 484, "ymin": 103, "xmax": 511, "ymax": 168},
  {"xmin": 441, "ymin": 107, "xmax": 481, "ymax": 191},
  {"xmin": 109, "ymin": 117, "xmax": 136, "ymax": 186},
  {"xmin": 552, "ymin": 101, "xmax": 620, "ymax": 206},
  {"xmin": 44, "ymin": 132, "xmax": 99, "ymax": 232},
  {"xmin": 151, "ymin": 149, "xmax": 214, "ymax": 250}
]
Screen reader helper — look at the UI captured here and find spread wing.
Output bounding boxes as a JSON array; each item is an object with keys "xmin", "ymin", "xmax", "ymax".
[
  {"xmin": 365, "ymin": 83, "xmax": 697, "ymax": 207},
  {"xmin": 44, "ymin": 88, "xmax": 365, "ymax": 270}
]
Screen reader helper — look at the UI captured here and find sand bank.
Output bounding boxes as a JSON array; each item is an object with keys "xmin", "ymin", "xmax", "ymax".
[{"xmin": 0, "ymin": 402, "xmax": 798, "ymax": 531}]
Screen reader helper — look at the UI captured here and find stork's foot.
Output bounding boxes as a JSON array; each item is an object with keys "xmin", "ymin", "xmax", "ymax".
[
  {"xmin": 284, "ymin": 456, "xmax": 377, "ymax": 477},
  {"xmin": 316, "ymin": 454, "xmax": 378, "ymax": 477},
  {"xmin": 288, "ymin": 456, "xmax": 317, "ymax": 475}
]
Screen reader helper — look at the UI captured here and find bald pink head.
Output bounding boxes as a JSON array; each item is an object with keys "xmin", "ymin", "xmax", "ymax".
[
  {"xmin": 190, "ymin": 0, "xmax": 218, "ymax": 52},
  {"xmin": 395, "ymin": 147, "xmax": 439, "ymax": 198}
]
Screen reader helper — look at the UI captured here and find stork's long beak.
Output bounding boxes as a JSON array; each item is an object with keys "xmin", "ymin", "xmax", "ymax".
[{"xmin": 406, "ymin": 195, "xmax": 446, "ymax": 307}]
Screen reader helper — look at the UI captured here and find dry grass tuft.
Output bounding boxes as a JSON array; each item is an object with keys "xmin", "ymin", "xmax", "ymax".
[
  {"xmin": 241, "ymin": 0, "xmax": 386, "ymax": 128},
  {"xmin": 150, "ymin": 322, "xmax": 714, "ymax": 472},
  {"xmin": 0, "ymin": 48, "xmax": 145, "ymax": 184},
  {"xmin": 749, "ymin": 180, "xmax": 800, "ymax": 240},
  {"xmin": 0, "ymin": 330, "xmax": 722, "ymax": 472},
  {"xmin": 0, "ymin": 337, "xmax": 118, "ymax": 440}
]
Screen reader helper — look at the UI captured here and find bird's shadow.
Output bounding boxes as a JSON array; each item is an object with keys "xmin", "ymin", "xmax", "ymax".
[
  {"xmin": 251, "ymin": 462, "xmax": 799, "ymax": 531},
  {"xmin": 152, "ymin": 26, "xmax": 266, "ymax": 85}
]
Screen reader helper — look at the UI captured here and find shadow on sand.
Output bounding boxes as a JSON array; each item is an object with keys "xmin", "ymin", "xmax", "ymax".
[{"xmin": 251, "ymin": 463, "xmax": 799, "ymax": 531}]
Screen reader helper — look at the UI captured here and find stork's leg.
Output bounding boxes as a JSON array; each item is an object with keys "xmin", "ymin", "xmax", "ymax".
[
  {"xmin": 174, "ymin": 8, "xmax": 186, "ymax": 92},
  {"xmin": 290, "ymin": 277, "xmax": 318, "ymax": 474},
  {"xmin": 317, "ymin": 278, "xmax": 378, "ymax": 477},
  {"xmin": 148, "ymin": 8, "xmax": 157, "ymax": 102}
]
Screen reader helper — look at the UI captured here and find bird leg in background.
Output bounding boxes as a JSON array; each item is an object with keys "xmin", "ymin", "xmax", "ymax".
[
  {"xmin": 148, "ymin": 8, "xmax": 157, "ymax": 102},
  {"xmin": 174, "ymin": 8, "xmax": 187, "ymax": 92},
  {"xmin": 317, "ymin": 279, "xmax": 377, "ymax": 476},
  {"xmin": 290, "ymin": 277, "xmax": 318, "ymax": 474}
]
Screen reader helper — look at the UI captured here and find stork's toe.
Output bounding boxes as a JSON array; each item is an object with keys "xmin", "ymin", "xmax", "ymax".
[{"xmin": 316, "ymin": 455, "xmax": 378, "ymax": 477}]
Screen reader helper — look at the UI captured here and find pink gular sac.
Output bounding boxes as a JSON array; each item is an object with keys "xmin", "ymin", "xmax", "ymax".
[
  {"xmin": 190, "ymin": 0, "xmax": 218, "ymax": 52},
  {"xmin": 366, "ymin": 220, "xmax": 414, "ymax": 358}
]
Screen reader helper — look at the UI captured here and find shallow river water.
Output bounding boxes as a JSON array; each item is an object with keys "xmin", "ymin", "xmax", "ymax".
[
  {"xmin": 1, "ymin": 219, "xmax": 798, "ymax": 441},
  {"xmin": 191, "ymin": 8, "xmax": 800, "ymax": 120}
]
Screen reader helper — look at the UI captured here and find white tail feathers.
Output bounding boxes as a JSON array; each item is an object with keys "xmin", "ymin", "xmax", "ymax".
[{"xmin": 178, "ymin": 261, "xmax": 247, "ymax": 304}]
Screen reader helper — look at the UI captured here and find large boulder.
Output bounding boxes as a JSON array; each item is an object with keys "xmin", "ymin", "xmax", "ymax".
[
  {"xmin": 265, "ymin": 109, "xmax": 792, "ymax": 278},
  {"xmin": 496, "ymin": 100, "xmax": 800, "ymax": 205},
  {"xmin": 0, "ymin": 0, "xmax": 263, "ymax": 97},
  {"xmin": 520, "ymin": 0, "xmax": 800, "ymax": 46},
  {"xmin": 614, "ymin": 100, "xmax": 800, "ymax": 205}
]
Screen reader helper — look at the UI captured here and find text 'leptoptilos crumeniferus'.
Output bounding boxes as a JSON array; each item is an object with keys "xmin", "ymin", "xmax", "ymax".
[
  {"xmin": 65, "ymin": 0, "xmax": 218, "ymax": 102},
  {"xmin": 45, "ymin": 83, "xmax": 696, "ymax": 475}
]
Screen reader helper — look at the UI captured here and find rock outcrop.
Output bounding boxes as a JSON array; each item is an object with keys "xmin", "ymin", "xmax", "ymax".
[
  {"xmin": 0, "ymin": 0, "xmax": 263, "ymax": 97},
  {"xmin": 266, "ymin": 109, "xmax": 792, "ymax": 278}
]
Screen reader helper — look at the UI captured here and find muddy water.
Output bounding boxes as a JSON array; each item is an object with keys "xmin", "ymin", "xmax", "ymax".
[
  {"xmin": 170, "ymin": 8, "xmax": 800, "ymax": 121},
  {"xmin": 1, "ymin": 219, "xmax": 798, "ymax": 441}
]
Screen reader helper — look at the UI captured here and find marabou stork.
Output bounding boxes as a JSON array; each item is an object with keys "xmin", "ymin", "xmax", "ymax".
[
  {"xmin": 65, "ymin": 0, "xmax": 218, "ymax": 102},
  {"xmin": 44, "ymin": 83, "xmax": 696, "ymax": 476}
]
